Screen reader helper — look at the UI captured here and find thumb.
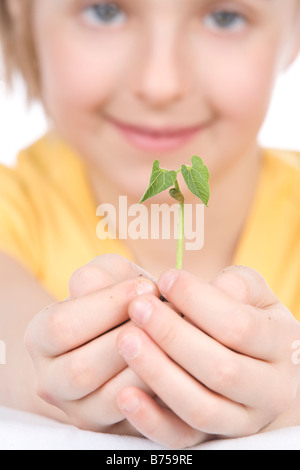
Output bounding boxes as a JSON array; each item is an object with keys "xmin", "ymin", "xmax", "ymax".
[{"xmin": 210, "ymin": 265, "xmax": 279, "ymax": 308}]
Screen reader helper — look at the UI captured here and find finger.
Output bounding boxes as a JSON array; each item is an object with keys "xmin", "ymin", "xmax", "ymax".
[
  {"xmin": 210, "ymin": 265, "xmax": 279, "ymax": 308},
  {"xmin": 128, "ymin": 295, "xmax": 281, "ymax": 409},
  {"xmin": 30, "ymin": 277, "xmax": 158, "ymax": 357},
  {"xmin": 117, "ymin": 387, "xmax": 208, "ymax": 449},
  {"xmin": 63, "ymin": 368, "xmax": 154, "ymax": 432},
  {"xmin": 157, "ymin": 269, "xmax": 286, "ymax": 361},
  {"xmin": 69, "ymin": 264, "xmax": 115, "ymax": 299},
  {"xmin": 69, "ymin": 254, "xmax": 157, "ymax": 299},
  {"xmin": 41, "ymin": 326, "xmax": 127, "ymax": 402},
  {"xmin": 117, "ymin": 326, "xmax": 251, "ymax": 437}
]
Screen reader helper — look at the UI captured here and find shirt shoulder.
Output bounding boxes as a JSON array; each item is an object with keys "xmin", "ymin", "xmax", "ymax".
[
  {"xmin": 267, "ymin": 148, "xmax": 300, "ymax": 170},
  {"xmin": 235, "ymin": 147, "xmax": 300, "ymax": 320},
  {"xmin": 0, "ymin": 154, "xmax": 41, "ymax": 273},
  {"xmin": 0, "ymin": 133, "xmax": 97, "ymax": 292},
  {"xmin": 15, "ymin": 132, "xmax": 88, "ymax": 196},
  {"xmin": 0, "ymin": 133, "xmax": 132, "ymax": 300},
  {"xmin": 263, "ymin": 148, "xmax": 300, "ymax": 202},
  {"xmin": 0, "ymin": 132, "xmax": 95, "ymax": 216}
]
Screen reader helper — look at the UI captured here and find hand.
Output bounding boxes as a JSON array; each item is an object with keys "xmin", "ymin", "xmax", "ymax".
[
  {"xmin": 116, "ymin": 266, "xmax": 300, "ymax": 448},
  {"xmin": 25, "ymin": 254, "xmax": 159, "ymax": 433}
]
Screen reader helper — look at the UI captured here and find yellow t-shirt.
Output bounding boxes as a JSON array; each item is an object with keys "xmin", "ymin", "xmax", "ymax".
[
  {"xmin": 0, "ymin": 133, "xmax": 300, "ymax": 321},
  {"xmin": 0, "ymin": 133, "xmax": 133, "ymax": 300}
]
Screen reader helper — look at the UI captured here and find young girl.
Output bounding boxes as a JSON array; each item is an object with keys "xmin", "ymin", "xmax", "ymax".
[{"xmin": 1, "ymin": 0, "xmax": 300, "ymax": 449}]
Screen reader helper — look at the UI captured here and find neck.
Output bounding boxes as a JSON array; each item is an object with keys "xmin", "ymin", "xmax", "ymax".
[{"xmin": 87, "ymin": 144, "xmax": 262, "ymax": 281}]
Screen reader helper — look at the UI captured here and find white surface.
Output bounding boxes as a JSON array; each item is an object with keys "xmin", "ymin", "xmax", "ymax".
[
  {"xmin": 0, "ymin": 406, "xmax": 300, "ymax": 450},
  {"xmin": 0, "ymin": 56, "xmax": 300, "ymax": 167}
]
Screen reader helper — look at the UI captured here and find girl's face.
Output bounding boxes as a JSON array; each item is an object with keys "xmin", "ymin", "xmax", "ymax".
[{"xmin": 32, "ymin": 0, "xmax": 299, "ymax": 199}]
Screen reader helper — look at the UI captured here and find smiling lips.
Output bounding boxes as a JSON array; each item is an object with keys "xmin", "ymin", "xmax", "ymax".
[{"xmin": 107, "ymin": 117, "xmax": 207, "ymax": 152}]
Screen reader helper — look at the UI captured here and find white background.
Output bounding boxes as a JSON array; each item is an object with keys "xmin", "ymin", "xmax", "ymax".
[{"xmin": 0, "ymin": 55, "xmax": 300, "ymax": 167}]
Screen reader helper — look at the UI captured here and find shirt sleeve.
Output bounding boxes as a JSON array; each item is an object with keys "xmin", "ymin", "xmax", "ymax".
[{"xmin": 0, "ymin": 163, "xmax": 40, "ymax": 275}]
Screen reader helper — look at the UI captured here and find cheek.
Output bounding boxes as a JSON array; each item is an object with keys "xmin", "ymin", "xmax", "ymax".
[
  {"xmin": 189, "ymin": 39, "xmax": 283, "ymax": 176},
  {"xmin": 203, "ymin": 44, "xmax": 280, "ymax": 132},
  {"xmin": 39, "ymin": 42, "xmax": 115, "ymax": 117},
  {"xmin": 35, "ymin": 26, "xmax": 131, "ymax": 126}
]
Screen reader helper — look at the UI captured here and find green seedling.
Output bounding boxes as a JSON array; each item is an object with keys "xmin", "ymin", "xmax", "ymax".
[{"xmin": 139, "ymin": 156, "xmax": 210, "ymax": 270}]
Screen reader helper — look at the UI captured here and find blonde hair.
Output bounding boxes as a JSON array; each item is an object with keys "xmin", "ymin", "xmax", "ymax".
[{"xmin": 0, "ymin": 0, "xmax": 40, "ymax": 101}]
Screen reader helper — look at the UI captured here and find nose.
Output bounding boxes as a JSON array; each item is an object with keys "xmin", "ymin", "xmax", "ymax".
[{"xmin": 131, "ymin": 25, "xmax": 189, "ymax": 109}]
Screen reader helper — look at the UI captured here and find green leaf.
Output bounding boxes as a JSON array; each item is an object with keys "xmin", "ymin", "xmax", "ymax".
[
  {"xmin": 139, "ymin": 160, "xmax": 177, "ymax": 203},
  {"xmin": 181, "ymin": 156, "xmax": 210, "ymax": 206}
]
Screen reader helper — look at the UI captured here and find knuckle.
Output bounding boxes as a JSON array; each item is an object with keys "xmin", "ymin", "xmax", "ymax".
[
  {"xmin": 69, "ymin": 266, "xmax": 92, "ymax": 294},
  {"xmin": 142, "ymin": 414, "xmax": 162, "ymax": 437},
  {"xmin": 65, "ymin": 355, "xmax": 93, "ymax": 392},
  {"xmin": 211, "ymin": 360, "xmax": 239, "ymax": 391},
  {"xmin": 213, "ymin": 268, "xmax": 252, "ymax": 304},
  {"xmin": 177, "ymin": 282, "xmax": 194, "ymax": 312},
  {"xmin": 189, "ymin": 402, "xmax": 219, "ymax": 432},
  {"xmin": 157, "ymin": 322, "xmax": 177, "ymax": 349},
  {"xmin": 225, "ymin": 307, "xmax": 255, "ymax": 348},
  {"xmin": 90, "ymin": 254, "xmax": 134, "ymax": 282},
  {"xmin": 35, "ymin": 379, "xmax": 57, "ymax": 406},
  {"xmin": 69, "ymin": 265, "xmax": 110, "ymax": 297},
  {"xmin": 71, "ymin": 414, "xmax": 92, "ymax": 431},
  {"xmin": 24, "ymin": 303, "xmax": 56, "ymax": 356},
  {"xmin": 47, "ymin": 304, "xmax": 74, "ymax": 352},
  {"xmin": 147, "ymin": 361, "xmax": 164, "ymax": 384},
  {"xmin": 35, "ymin": 382, "xmax": 48, "ymax": 402}
]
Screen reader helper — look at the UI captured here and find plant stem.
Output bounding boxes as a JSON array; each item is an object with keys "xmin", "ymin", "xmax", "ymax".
[
  {"xmin": 174, "ymin": 180, "xmax": 185, "ymax": 270},
  {"xmin": 176, "ymin": 200, "xmax": 184, "ymax": 270}
]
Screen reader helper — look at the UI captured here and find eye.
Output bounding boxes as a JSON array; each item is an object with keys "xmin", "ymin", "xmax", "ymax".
[
  {"xmin": 83, "ymin": 3, "xmax": 127, "ymax": 27},
  {"xmin": 203, "ymin": 10, "xmax": 247, "ymax": 32}
]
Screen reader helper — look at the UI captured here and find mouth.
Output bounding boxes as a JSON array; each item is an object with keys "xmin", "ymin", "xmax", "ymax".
[{"xmin": 106, "ymin": 116, "xmax": 208, "ymax": 152}]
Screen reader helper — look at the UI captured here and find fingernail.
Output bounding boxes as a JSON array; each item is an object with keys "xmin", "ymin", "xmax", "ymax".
[
  {"xmin": 131, "ymin": 298, "xmax": 153, "ymax": 325},
  {"xmin": 118, "ymin": 335, "xmax": 142, "ymax": 360},
  {"xmin": 158, "ymin": 270, "xmax": 178, "ymax": 296},
  {"xmin": 136, "ymin": 279, "xmax": 157, "ymax": 296},
  {"xmin": 118, "ymin": 395, "xmax": 140, "ymax": 414}
]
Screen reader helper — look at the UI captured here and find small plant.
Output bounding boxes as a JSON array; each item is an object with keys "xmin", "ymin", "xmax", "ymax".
[{"xmin": 139, "ymin": 156, "xmax": 210, "ymax": 270}]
